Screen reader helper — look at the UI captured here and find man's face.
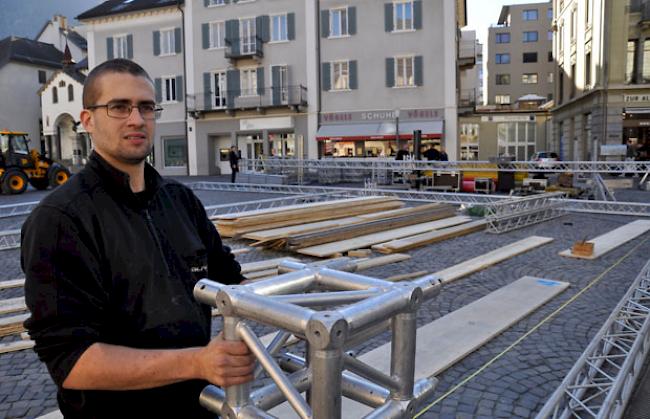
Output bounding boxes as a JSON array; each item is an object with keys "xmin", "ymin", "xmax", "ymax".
[{"xmin": 80, "ymin": 72, "xmax": 156, "ymax": 169}]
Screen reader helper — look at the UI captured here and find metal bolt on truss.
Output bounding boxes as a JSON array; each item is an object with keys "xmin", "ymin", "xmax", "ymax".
[
  {"xmin": 0, "ymin": 229, "xmax": 21, "ymax": 251},
  {"xmin": 0, "ymin": 201, "xmax": 39, "ymax": 219},
  {"xmin": 193, "ymin": 259, "xmax": 443, "ymax": 419},
  {"xmin": 484, "ymin": 192, "xmax": 567, "ymax": 234},
  {"xmin": 536, "ymin": 258, "xmax": 650, "ymax": 419}
]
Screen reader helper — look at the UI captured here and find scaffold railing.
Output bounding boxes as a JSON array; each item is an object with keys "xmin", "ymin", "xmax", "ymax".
[
  {"xmin": 0, "ymin": 201, "xmax": 39, "ymax": 219},
  {"xmin": 536, "ymin": 258, "xmax": 650, "ymax": 419},
  {"xmin": 241, "ymin": 158, "xmax": 650, "ymax": 174}
]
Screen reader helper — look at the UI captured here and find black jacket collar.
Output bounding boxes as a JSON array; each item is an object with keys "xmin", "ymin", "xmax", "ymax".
[{"xmin": 86, "ymin": 151, "xmax": 163, "ymax": 207}]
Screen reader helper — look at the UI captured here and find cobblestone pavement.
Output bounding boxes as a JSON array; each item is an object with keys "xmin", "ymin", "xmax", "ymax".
[{"xmin": 0, "ymin": 184, "xmax": 649, "ymax": 418}]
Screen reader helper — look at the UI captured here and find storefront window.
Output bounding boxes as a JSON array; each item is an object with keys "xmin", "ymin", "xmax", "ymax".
[
  {"xmin": 497, "ymin": 122, "xmax": 536, "ymax": 160},
  {"xmin": 163, "ymin": 138, "xmax": 187, "ymax": 168},
  {"xmin": 460, "ymin": 123, "xmax": 479, "ymax": 160},
  {"xmin": 269, "ymin": 133, "xmax": 295, "ymax": 157}
]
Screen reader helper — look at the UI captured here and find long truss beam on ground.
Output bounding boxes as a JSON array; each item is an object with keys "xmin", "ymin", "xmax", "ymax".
[
  {"xmin": 536, "ymin": 259, "xmax": 650, "ymax": 419},
  {"xmin": 0, "ymin": 202, "xmax": 39, "ymax": 219},
  {"xmin": 242, "ymin": 158, "xmax": 650, "ymax": 174}
]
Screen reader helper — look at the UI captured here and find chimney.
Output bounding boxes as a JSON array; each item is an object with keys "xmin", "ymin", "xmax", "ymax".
[
  {"xmin": 62, "ymin": 43, "xmax": 73, "ymax": 68},
  {"xmin": 57, "ymin": 15, "xmax": 67, "ymax": 30}
]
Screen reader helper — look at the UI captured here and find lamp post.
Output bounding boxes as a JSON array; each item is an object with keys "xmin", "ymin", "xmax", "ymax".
[{"xmin": 395, "ymin": 109, "xmax": 400, "ymax": 153}]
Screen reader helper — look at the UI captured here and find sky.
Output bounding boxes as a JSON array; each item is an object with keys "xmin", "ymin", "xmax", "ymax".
[{"xmin": 465, "ymin": 0, "xmax": 552, "ymax": 46}]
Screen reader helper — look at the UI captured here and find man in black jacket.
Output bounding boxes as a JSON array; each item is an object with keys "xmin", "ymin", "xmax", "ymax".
[
  {"xmin": 21, "ymin": 59, "xmax": 254, "ymax": 418},
  {"xmin": 228, "ymin": 146, "xmax": 240, "ymax": 183}
]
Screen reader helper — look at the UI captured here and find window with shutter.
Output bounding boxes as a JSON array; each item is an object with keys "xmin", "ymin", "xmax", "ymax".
[
  {"xmin": 160, "ymin": 29, "xmax": 175, "ymax": 55},
  {"xmin": 271, "ymin": 14, "xmax": 288, "ymax": 42},
  {"xmin": 240, "ymin": 68, "xmax": 258, "ymax": 96},
  {"xmin": 395, "ymin": 56, "xmax": 415, "ymax": 87},
  {"xmin": 161, "ymin": 76, "xmax": 178, "ymax": 102},
  {"xmin": 331, "ymin": 61, "xmax": 350, "ymax": 90},
  {"xmin": 393, "ymin": 1, "xmax": 414, "ymax": 31},
  {"xmin": 329, "ymin": 8, "xmax": 349, "ymax": 37},
  {"xmin": 114, "ymin": 35, "xmax": 129, "ymax": 58},
  {"xmin": 209, "ymin": 21, "xmax": 226, "ymax": 48}
]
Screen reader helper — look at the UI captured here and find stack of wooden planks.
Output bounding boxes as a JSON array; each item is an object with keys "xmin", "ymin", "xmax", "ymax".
[{"xmin": 214, "ymin": 196, "xmax": 404, "ymax": 237}]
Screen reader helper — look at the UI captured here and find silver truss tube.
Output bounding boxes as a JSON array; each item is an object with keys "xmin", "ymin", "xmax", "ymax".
[
  {"xmin": 338, "ymin": 287, "xmax": 418, "ymax": 334},
  {"xmin": 250, "ymin": 368, "xmax": 311, "ymax": 410},
  {"xmin": 0, "ymin": 230, "xmax": 21, "ymax": 251},
  {"xmin": 346, "ymin": 320, "xmax": 392, "ymax": 350},
  {"xmin": 343, "ymin": 353, "xmax": 401, "ymax": 392},
  {"xmin": 309, "ymin": 346, "xmax": 344, "ymax": 419},
  {"xmin": 362, "ymin": 400, "xmax": 405, "ymax": 419},
  {"xmin": 316, "ymin": 268, "xmax": 393, "ymax": 291},
  {"xmin": 245, "ymin": 270, "xmax": 317, "ymax": 296},
  {"xmin": 390, "ymin": 311, "xmax": 417, "ymax": 400},
  {"xmin": 254, "ymin": 330, "xmax": 293, "ymax": 379},
  {"xmin": 271, "ymin": 289, "xmax": 383, "ymax": 307},
  {"xmin": 239, "ymin": 157, "xmax": 650, "ymax": 174},
  {"xmin": 562, "ymin": 199, "xmax": 650, "ymax": 217},
  {"xmin": 199, "ymin": 385, "xmax": 226, "ymax": 414},
  {"xmin": 237, "ymin": 322, "xmax": 312, "ymax": 419},
  {"xmin": 193, "ymin": 279, "xmax": 226, "ymax": 307},
  {"xmin": 536, "ymin": 259, "xmax": 650, "ymax": 419},
  {"xmin": 277, "ymin": 260, "xmax": 309, "ymax": 274},
  {"xmin": 0, "ymin": 201, "xmax": 38, "ymax": 219},
  {"xmin": 219, "ymin": 289, "xmax": 316, "ymax": 336},
  {"xmin": 224, "ymin": 317, "xmax": 250, "ymax": 410}
]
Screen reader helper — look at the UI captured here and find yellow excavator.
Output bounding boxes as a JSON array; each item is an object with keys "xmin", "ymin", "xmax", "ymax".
[{"xmin": 0, "ymin": 130, "xmax": 71, "ymax": 194}]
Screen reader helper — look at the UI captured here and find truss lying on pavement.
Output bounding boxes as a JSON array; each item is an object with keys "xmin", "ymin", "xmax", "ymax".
[
  {"xmin": 194, "ymin": 259, "xmax": 443, "ymax": 419},
  {"xmin": 561, "ymin": 199, "xmax": 650, "ymax": 217},
  {"xmin": 241, "ymin": 158, "xmax": 650, "ymax": 174},
  {"xmin": 0, "ymin": 201, "xmax": 39, "ymax": 219},
  {"xmin": 484, "ymin": 193, "xmax": 568, "ymax": 234},
  {"xmin": 536, "ymin": 259, "xmax": 650, "ymax": 419},
  {"xmin": 0, "ymin": 230, "xmax": 21, "ymax": 251}
]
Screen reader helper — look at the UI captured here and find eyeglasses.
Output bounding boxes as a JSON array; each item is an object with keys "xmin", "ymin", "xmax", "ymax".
[{"xmin": 87, "ymin": 102, "xmax": 163, "ymax": 120}]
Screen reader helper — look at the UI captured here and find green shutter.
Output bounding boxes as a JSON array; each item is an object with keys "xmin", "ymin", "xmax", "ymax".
[
  {"xmin": 175, "ymin": 28, "xmax": 182, "ymax": 53},
  {"xmin": 226, "ymin": 20, "xmax": 240, "ymax": 56},
  {"xmin": 385, "ymin": 3, "xmax": 393, "ymax": 32},
  {"xmin": 386, "ymin": 58, "xmax": 395, "ymax": 87},
  {"xmin": 322, "ymin": 62, "xmax": 331, "ymax": 91},
  {"xmin": 153, "ymin": 31, "xmax": 160, "ymax": 56},
  {"xmin": 321, "ymin": 10, "xmax": 330, "ymax": 38},
  {"xmin": 414, "ymin": 56, "xmax": 423, "ymax": 86},
  {"xmin": 288, "ymin": 13, "xmax": 296, "ymax": 40},
  {"xmin": 155, "ymin": 78, "xmax": 162, "ymax": 103},
  {"xmin": 202, "ymin": 23, "xmax": 210, "ymax": 49},
  {"xmin": 203, "ymin": 72, "xmax": 212, "ymax": 110},
  {"xmin": 272, "ymin": 66, "xmax": 281, "ymax": 105},
  {"xmin": 226, "ymin": 69, "xmax": 240, "ymax": 109},
  {"xmin": 348, "ymin": 7, "xmax": 357, "ymax": 35},
  {"xmin": 127, "ymin": 34, "xmax": 133, "ymax": 59},
  {"xmin": 414, "ymin": 0, "xmax": 423, "ymax": 30},
  {"xmin": 349, "ymin": 60, "xmax": 358, "ymax": 89},
  {"xmin": 257, "ymin": 15, "xmax": 270, "ymax": 43},
  {"xmin": 106, "ymin": 37, "xmax": 114, "ymax": 59},
  {"xmin": 176, "ymin": 76, "xmax": 183, "ymax": 102}
]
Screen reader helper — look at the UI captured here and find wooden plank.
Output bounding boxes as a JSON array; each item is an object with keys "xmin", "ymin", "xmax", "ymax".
[
  {"xmin": 354, "ymin": 254, "xmax": 411, "ymax": 271},
  {"xmin": 386, "ymin": 270, "xmax": 429, "ymax": 282},
  {"xmin": 0, "ymin": 297, "xmax": 26, "ymax": 315},
  {"xmin": 559, "ymin": 219, "xmax": 650, "ymax": 260},
  {"xmin": 0, "ymin": 313, "xmax": 29, "ymax": 337},
  {"xmin": 242, "ymin": 203, "xmax": 447, "ymax": 242},
  {"xmin": 372, "ymin": 219, "xmax": 488, "ymax": 254},
  {"xmin": 245, "ymin": 269, "xmax": 278, "ymax": 280},
  {"xmin": 240, "ymin": 257, "xmax": 300, "ymax": 274},
  {"xmin": 297, "ymin": 216, "xmax": 472, "ymax": 258},
  {"xmin": 0, "ymin": 340, "xmax": 34, "ymax": 355},
  {"xmin": 231, "ymin": 248, "xmax": 251, "ymax": 256},
  {"xmin": 272, "ymin": 276, "xmax": 569, "ymax": 418},
  {"xmin": 0, "ymin": 278, "xmax": 24, "ymax": 290},
  {"xmin": 435, "ymin": 236, "xmax": 554, "ymax": 284}
]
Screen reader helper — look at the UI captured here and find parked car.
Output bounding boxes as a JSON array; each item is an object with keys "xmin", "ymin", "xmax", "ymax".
[{"xmin": 530, "ymin": 151, "xmax": 560, "ymax": 168}]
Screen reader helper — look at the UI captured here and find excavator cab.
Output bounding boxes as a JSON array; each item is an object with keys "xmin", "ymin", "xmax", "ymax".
[{"xmin": 0, "ymin": 130, "xmax": 71, "ymax": 194}]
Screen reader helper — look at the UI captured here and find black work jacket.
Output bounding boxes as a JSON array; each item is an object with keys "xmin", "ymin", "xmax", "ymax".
[{"xmin": 21, "ymin": 152, "xmax": 243, "ymax": 418}]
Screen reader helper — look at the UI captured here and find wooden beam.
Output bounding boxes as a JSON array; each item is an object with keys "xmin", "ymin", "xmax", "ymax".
[
  {"xmin": 0, "ymin": 297, "xmax": 26, "ymax": 315},
  {"xmin": 386, "ymin": 270, "xmax": 429, "ymax": 282},
  {"xmin": 559, "ymin": 219, "xmax": 650, "ymax": 260},
  {"xmin": 0, "ymin": 313, "xmax": 29, "ymax": 337},
  {"xmin": 0, "ymin": 340, "xmax": 34, "ymax": 355},
  {"xmin": 435, "ymin": 236, "xmax": 554, "ymax": 284},
  {"xmin": 240, "ymin": 257, "xmax": 301, "ymax": 274},
  {"xmin": 372, "ymin": 219, "xmax": 488, "ymax": 253},
  {"xmin": 297, "ymin": 216, "xmax": 472, "ymax": 258},
  {"xmin": 354, "ymin": 254, "xmax": 411, "ymax": 271},
  {"xmin": 0, "ymin": 278, "xmax": 25, "ymax": 290}
]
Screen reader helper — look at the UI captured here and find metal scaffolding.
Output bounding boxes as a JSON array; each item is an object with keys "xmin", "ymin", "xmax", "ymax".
[
  {"xmin": 0, "ymin": 201, "xmax": 39, "ymax": 219},
  {"xmin": 194, "ymin": 259, "xmax": 443, "ymax": 419},
  {"xmin": 0, "ymin": 230, "xmax": 21, "ymax": 251},
  {"xmin": 536, "ymin": 259, "xmax": 650, "ymax": 419},
  {"xmin": 241, "ymin": 158, "xmax": 650, "ymax": 174},
  {"xmin": 484, "ymin": 193, "xmax": 567, "ymax": 234}
]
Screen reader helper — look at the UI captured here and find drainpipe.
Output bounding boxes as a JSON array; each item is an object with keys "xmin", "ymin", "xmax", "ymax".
[
  {"xmin": 178, "ymin": 0, "xmax": 190, "ymax": 175},
  {"xmin": 316, "ymin": 0, "xmax": 322, "ymax": 157},
  {"xmin": 600, "ymin": 0, "xmax": 609, "ymax": 160}
]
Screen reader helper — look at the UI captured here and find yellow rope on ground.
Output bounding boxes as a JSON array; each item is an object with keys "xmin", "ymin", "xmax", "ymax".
[{"xmin": 415, "ymin": 235, "xmax": 650, "ymax": 418}]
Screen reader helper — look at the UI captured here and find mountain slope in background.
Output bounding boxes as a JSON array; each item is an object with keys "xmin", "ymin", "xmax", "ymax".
[{"xmin": 0, "ymin": 0, "xmax": 104, "ymax": 40}]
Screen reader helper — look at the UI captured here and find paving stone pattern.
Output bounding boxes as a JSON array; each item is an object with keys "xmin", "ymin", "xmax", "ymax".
[{"xmin": 1, "ymin": 187, "xmax": 649, "ymax": 418}]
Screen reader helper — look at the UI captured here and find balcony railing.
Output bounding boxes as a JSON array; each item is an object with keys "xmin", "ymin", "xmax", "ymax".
[
  {"xmin": 459, "ymin": 89, "xmax": 477, "ymax": 107},
  {"xmin": 225, "ymin": 36, "xmax": 264, "ymax": 60},
  {"xmin": 191, "ymin": 85, "xmax": 307, "ymax": 113}
]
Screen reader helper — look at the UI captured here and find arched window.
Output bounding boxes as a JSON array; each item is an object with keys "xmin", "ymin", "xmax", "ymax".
[
  {"xmin": 68, "ymin": 85, "xmax": 74, "ymax": 102},
  {"xmin": 52, "ymin": 87, "xmax": 58, "ymax": 104}
]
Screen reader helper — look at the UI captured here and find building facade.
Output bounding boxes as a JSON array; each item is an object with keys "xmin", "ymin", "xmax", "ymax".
[
  {"xmin": 551, "ymin": 0, "xmax": 650, "ymax": 161},
  {"xmin": 487, "ymin": 1, "xmax": 554, "ymax": 107}
]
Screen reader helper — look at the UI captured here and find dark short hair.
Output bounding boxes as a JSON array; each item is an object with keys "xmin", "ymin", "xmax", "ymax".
[{"xmin": 82, "ymin": 59, "xmax": 153, "ymax": 108}]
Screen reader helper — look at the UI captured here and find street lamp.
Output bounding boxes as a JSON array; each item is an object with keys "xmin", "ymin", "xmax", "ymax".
[{"xmin": 395, "ymin": 108, "xmax": 400, "ymax": 154}]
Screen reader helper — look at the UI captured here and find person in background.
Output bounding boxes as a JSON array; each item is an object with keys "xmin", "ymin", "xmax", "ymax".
[{"xmin": 228, "ymin": 145, "xmax": 240, "ymax": 183}]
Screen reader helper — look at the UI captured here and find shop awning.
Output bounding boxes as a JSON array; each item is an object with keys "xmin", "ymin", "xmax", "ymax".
[{"xmin": 317, "ymin": 121, "xmax": 443, "ymax": 141}]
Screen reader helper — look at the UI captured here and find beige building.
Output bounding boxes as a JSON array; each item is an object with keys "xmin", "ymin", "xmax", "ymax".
[
  {"xmin": 551, "ymin": 0, "xmax": 650, "ymax": 161},
  {"xmin": 487, "ymin": 1, "xmax": 554, "ymax": 106}
]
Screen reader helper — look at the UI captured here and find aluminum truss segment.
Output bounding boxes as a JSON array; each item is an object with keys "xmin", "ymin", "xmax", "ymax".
[
  {"xmin": 241, "ymin": 158, "xmax": 650, "ymax": 174},
  {"xmin": 536, "ymin": 259, "xmax": 650, "ymax": 419},
  {"xmin": 0, "ymin": 201, "xmax": 39, "ymax": 219},
  {"xmin": 193, "ymin": 259, "xmax": 443, "ymax": 419},
  {"xmin": 484, "ymin": 193, "xmax": 567, "ymax": 234},
  {"xmin": 562, "ymin": 199, "xmax": 650, "ymax": 218},
  {"xmin": 0, "ymin": 230, "xmax": 21, "ymax": 251}
]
